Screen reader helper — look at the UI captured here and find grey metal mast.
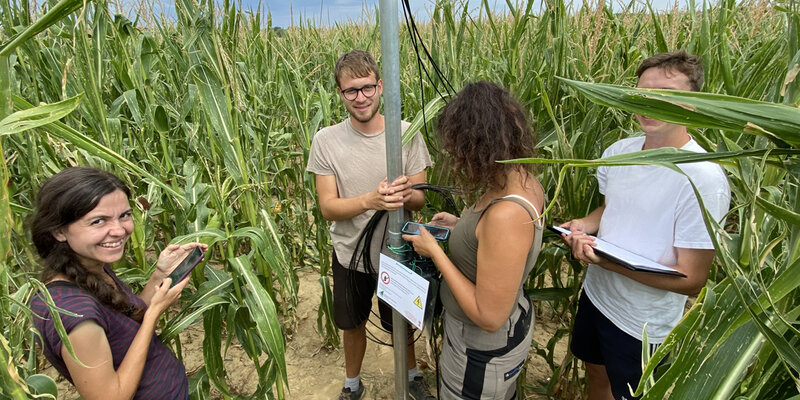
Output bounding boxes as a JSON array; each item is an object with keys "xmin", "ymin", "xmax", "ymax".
[{"xmin": 379, "ymin": 0, "xmax": 409, "ymax": 398}]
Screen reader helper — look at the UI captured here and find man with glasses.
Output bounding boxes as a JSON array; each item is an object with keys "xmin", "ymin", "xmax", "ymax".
[{"xmin": 306, "ymin": 50, "xmax": 434, "ymax": 400}]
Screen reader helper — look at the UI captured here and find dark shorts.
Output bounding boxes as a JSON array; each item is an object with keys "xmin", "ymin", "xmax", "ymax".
[
  {"xmin": 571, "ymin": 291, "xmax": 661, "ymax": 400},
  {"xmin": 331, "ymin": 251, "xmax": 396, "ymax": 331}
]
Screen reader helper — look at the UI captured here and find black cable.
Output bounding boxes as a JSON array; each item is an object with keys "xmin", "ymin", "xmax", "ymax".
[
  {"xmin": 402, "ymin": 5, "xmax": 433, "ymax": 149},
  {"xmin": 397, "ymin": 8, "xmax": 460, "ymax": 392},
  {"xmin": 401, "ymin": 0, "xmax": 457, "ymax": 157},
  {"xmin": 401, "ymin": 2, "xmax": 450, "ymax": 101},
  {"xmin": 401, "ymin": 0, "xmax": 457, "ymax": 95},
  {"xmin": 348, "ymin": 210, "xmax": 387, "ymax": 275},
  {"xmin": 411, "ymin": 183, "xmax": 461, "ymax": 217},
  {"xmin": 344, "ymin": 184, "xmax": 459, "ymax": 398},
  {"xmin": 401, "ymin": 1, "xmax": 436, "ymax": 151}
]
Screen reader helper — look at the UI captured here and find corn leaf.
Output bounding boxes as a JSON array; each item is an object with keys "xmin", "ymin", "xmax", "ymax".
[
  {"xmin": 192, "ymin": 64, "xmax": 246, "ymax": 185},
  {"xmin": 558, "ymin": 77, "xmax": 800, "ymax": 147},
  {"xmin": 10, "ymin": 96, "xmax": 184, "ymax": 201},
  {"xmin": 0, "ymin": 0, "xmax": 85, "ymax": 57},
  {"xmin": 403, "ymin": 94, "xmax": 449, "ymax": 146},
  {"xmin": 159, "ymin": 295, "xmax": 228, "ymax": 342},
  {"xmin": 0, "ymin": 336, "xmax": 29, "ymax": 400},
  {"xmin": 508, "ymin": 147, "xmax": 799, "ymax": 218},
  {"xmin": 756, "ymin": 196, "xmax": 800, "ymax": 227},
  {"xmin": 24, "ymin": 374, "xmax": 58, "ymax": 399},
  {"xmin": 228, "ymin": 256, "xmax": 287, "ymax": 389},
  {"xmin": 202, "ymin": 306, "xmax": 231, "ymax": 396},
  {"xmin": 0, "ymin": 95, "xmax": 82, "ymax": 136}
]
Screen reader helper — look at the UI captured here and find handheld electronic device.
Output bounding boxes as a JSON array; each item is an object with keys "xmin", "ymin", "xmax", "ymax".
[
  {"xmin": 167, "ymin": 246, "xmax": 205, "ymax": 287},
  {"xmin": 402, "ymin": 221, "xmax": 451, "ymax": 242}
]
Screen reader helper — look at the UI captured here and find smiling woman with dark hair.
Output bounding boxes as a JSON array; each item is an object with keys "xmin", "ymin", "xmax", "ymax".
[
  {"xmin": 29, "ymin": 167, "xmax": 206, "ymax": 400},
  {"xmin": 404, "ymin": 81, "xmax": 544, "ymax": 399}
]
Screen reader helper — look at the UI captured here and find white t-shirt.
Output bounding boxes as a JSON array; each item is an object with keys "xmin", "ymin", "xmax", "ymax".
[
  {"xmin": 584, "ymin": 136, "xmax": 730, "ymax": 342},
  {"xmin": 306, "ymin": 118, "xmax": 432, "ymax": 272}
]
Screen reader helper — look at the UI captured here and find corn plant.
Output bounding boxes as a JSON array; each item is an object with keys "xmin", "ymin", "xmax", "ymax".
[{"xmin": 2, "ymin": 0, "xmax": 798, "ymax": 398}]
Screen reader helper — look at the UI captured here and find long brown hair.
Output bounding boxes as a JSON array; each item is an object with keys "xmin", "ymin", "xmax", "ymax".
[
  {"xmin": 31, "ymin": 167, "xmax": 144, "ymax": 322},
  {"xmin": 436, "ymin": 81, "xmax": 536, "ymax": 198}
]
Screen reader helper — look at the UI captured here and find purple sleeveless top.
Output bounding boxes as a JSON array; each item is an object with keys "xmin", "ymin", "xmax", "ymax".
[{"xmin": 30, "ymin": 266, "xmax": 188, "ymax": 399}]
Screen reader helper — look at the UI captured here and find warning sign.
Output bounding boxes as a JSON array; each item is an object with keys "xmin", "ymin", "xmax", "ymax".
[
  {"xmin": 413, "ymin": 296, "xmax": 423, "ymax": 309},
  {"xmin": 376, "ymin": 254, "xmax": 429, "ymax": 330}
]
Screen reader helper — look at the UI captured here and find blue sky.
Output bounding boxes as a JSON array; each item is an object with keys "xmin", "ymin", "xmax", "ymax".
[
  {"xmin": 263, "ymin": 0, "xmax": 511, "ymax": 27},
  {"xmin": 262, "ymin": 0, "xmax": 688, "ymax": 28},
  {"xmin": 140, "ymin": 0, "xmax": 694, "ymax": 28}
]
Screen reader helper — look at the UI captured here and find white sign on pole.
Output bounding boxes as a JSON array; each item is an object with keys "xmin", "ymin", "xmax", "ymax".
[{"xmin": 377, "ymin": 253, "xmax": 429, "ymax": 330}]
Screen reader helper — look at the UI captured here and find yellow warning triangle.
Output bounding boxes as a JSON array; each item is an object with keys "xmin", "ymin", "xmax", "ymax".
[{"xmin": 413, "ymin": 296, "xmax": 423, "ymax": 309}]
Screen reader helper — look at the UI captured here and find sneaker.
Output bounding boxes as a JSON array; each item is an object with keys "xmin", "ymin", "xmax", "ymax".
[
  {"xmin": 338, "ymin": 382, "xmax": 364, "ymax": 400},
  {"xmin": 409, "ymin": 375, "xmax": 436, "ymax": 399}
]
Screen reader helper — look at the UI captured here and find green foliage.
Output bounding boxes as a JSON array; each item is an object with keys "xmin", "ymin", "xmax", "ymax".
[
  {"xmin": 560, "ymin": 78, "xmax": 800, "ymax": 147},
  {"xmin": 1, "ymin": 0, "xmax": 798, "ymax": 398},
  {"xmin": 0, "ymin": 95, "xmax": 82, "ymax": 136}
]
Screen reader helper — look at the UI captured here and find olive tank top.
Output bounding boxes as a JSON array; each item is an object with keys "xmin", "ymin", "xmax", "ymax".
[{"xmin": 439, "ymin": 194, "xmax": 544, "ymax": 324}]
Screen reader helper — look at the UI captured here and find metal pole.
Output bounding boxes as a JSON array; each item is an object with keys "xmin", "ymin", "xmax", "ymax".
[{"xmin": 378, "ymin": 0, "xmax": 408, "ymax": 399}]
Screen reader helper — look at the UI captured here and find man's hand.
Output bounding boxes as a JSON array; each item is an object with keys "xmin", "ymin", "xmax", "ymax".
[
  {"xmin": 364, "ymin": 176, "xmax": 414, "ymax": 211},
  {"xmin": 559, "ymin": 228, "xmax": 603, "ymax": 265},
  {"xmin": 388, "ymin": 175, "xmax": 416, "ymax": 204},
  {"xmin": 316, "ymin": 172, "xmax": 426, "ymax": 220},
  {"xmin": 560, "ymin": 219, "xmax": 585, "ymax": 234},
  {"xmin": 558, "ymin": 205, "xmax": 605, "ymax": 239}
]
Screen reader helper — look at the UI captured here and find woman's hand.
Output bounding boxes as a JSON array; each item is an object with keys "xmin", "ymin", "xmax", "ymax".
[
  {"xmin": 140, "ymin": 242, "xmax": 207, "ymax": 306},
  {"xmin": 145, "ymin": 277, "xmax": 190, "ymax": 319},
  {"xmin": 402, "ymin": 226, "xmax": 442, "ymax": 259},
  {"xmin": 154, "ymin": 242, "xmax": 208, "ymax": 278},
  {"xmin": 63, "ymin": 276, "xmax": 190, "ymax": 400},
  {"xmin": 429, "ymin": 212, "xmax": 458, "ymax": 230}
]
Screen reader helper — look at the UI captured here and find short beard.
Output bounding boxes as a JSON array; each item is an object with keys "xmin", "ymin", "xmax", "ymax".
[
  {"xmin": 349, "ymin": 99, "xmax": 380, "ymax": 123},
  {"xmin": 353, "ymin": 109, "xmax": 378, "ymax": 123}
]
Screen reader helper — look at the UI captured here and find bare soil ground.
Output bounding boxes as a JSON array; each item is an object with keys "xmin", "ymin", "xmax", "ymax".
[{"xmin": 48, "ymin": 268, "xmax": 569, "ymax": 399}]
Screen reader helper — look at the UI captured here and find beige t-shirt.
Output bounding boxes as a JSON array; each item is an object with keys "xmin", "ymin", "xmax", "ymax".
[{"xmin": 306, "ymin": 118, "xmax": 432, "ymax": 272}]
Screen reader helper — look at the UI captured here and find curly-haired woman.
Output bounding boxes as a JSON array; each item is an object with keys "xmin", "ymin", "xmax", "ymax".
[{"xmin": 404, "ymin": 81, "xmax": 544, "ymax": 399}]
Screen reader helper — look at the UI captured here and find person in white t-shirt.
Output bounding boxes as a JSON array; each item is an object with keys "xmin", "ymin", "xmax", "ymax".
[
  {"xmin": 559, "ymin": 50, "xmax": 731, "ymax": 400},
  {"xmin": 306, "ymin": 50, "xmax": 434, "ymax": 400}
]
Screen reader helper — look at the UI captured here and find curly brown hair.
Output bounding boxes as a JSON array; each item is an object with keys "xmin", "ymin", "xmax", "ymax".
[
  {"xmin": 31, "ymin": 167, "xmax": 144, "ymax": 322},
  {"xmin": 436, "ymin": 81, "xmax": 536, "ymax": 197}
]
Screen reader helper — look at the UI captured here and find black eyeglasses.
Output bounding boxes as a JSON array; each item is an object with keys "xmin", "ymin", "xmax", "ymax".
[{"xmin": 340, "ymin": 84, "xmax": 378, "ymax": 101}]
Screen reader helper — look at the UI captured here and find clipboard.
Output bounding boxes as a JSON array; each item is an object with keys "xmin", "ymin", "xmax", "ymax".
[{"xmin": 549, "ymin": 225, "xmax": 687, "ymax": 277}]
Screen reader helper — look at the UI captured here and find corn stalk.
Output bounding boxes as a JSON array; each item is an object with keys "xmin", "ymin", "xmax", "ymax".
[{"xmin": 2, "ymin": 0, "xmax": 798, "ymax": 398}]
